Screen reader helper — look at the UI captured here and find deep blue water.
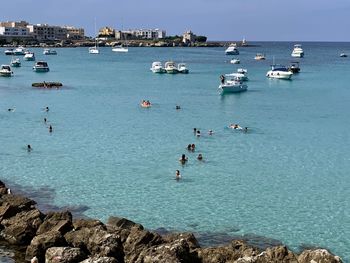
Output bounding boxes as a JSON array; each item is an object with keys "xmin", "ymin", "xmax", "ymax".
[{"xmin": 0, "ymin": 42, "xmax": 349, "ymax": 261}]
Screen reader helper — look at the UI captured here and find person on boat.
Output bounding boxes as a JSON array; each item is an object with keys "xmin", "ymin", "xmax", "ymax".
[
  {"xmin": 43, "ymin": 81, "xmax": 47, "ymax": 88},
  {"xmin": 49, "ymin": 125, "xmax": 53, "ymax": 133},
  {"xmin": 175, "ymin": 170, "xmax": 181, "ymax": 180},
  {"xmin": 197, "ymin": 153, "xmax": 203, "ymax": 161},
  {"xmin": 27, "ymin": 144, "xmax": 32, "ymax": 152},
  {"xmin": 220, "ymin": 75, "xmax": 225, "ymax": 84},
  {"xmin": 191, "ymin": 144, "xmax": 196, "ymax": 151},
  {"xmin": 179, "ymin": 154, "xmax": 188, "ymax": 164}
]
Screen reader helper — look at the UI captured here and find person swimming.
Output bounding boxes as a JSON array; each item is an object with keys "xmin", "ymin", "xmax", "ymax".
[
  {"xmin": 193, "ymin": 128, "xmax": 197, "ymax": 134},
  {"xmin": 44, "ymin": 118, "xmax": 47, "ymax": 123},
  {"xmin": 27, "ymin": 144, "xmax": 32, "ymax": 152},
  {"xmin": 176, "ymin": 105, "xmax": 181, "ymax": 110},
  {"xmin": 49, "ymin": 125, "xmax": 53, "ymax": 133},
  {"xmin": 208, "ymin": 130, "xmax": 213, "ymax": 135},
  {"xmin": 187, "ymin": 144, "xmax": 192, "ymax": 151},
  {"xmin": 45, "ymin": 106, "xmax": 49, "ymax": 112},
  {"xmin": 175, "ymin": 170, "xmax": 181, "ymax": 180},
  {"xmin": 196, "ymin": 130, "xmax": 201, "ymax": 137},
  {"xmin": 191, "ymin": 144, "xmax": 195, "ymax": 151},
  {"xmin": 197, "ymin": 153, "xmax": 203, "ymax": 161},
  {"xmin": 179, "ymin": 154, "xmax": 188, "ymax": 164}
]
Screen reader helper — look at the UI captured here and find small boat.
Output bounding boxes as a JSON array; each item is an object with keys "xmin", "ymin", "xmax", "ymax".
[
  {"xmin": 112, "ymin": 45, "xmax": 129, "ymax": 53},
  {"xmin": 230, "ymin": 59, "xmax": 240, "ymax": 64},
  {"xmin": 24, "ymin": 52, "xmax": 35, "ymax": 61},
  {"xmin": 291, "ymin": 44, "xmax": 304, "ymax": 58},
  {"xmin": 164, "ymin": 61, "xmax": 178, "ymax": 74},
  {"xmin": 13, "ymin": 47, "xmax": 27, "ymax": 55},
  {"xmin": 288, "ymin": 61, "xmax": 300, "ymax": 73},
  {"xmin": 150, "ymin": 62, "xmax": 166, "ymax": 73},
  {"xmin": 33, "ymin": 61, "xmax": 50, "ymax": 72},
  {"xmin": 219, "ymin": 76, "xmax": 248, "ymax": 94},
  {"xmin": 225, "ymin": 44, "xmax": 239, "ymax": 55},
  {"xmin": 43, "ymin": 49, "xmax": 57, "ymax": 55},
  {"xmin": 32, "ymin": 82, "xmax": 63, "ymax": 88},
  {"xmin": 178, "ymin": 63, "xmax": 189, "ymax": 74},
  {"xmin": 255, "ymin": 53, "xmax": 266, "ymax": 60},
  {"xmin": 266, "ymin": 65, "xmax": 293, "ymax": 80},
  {"xmin": 340, "ymin": 53, "xmax": 347, "ymax": 58},
  {"xmin": 0, "ymin": 65, "xmax": 13, "ymax": 77},
  {"xmin": 10, "ymin": 57, "xmax": 21, "ymax": 67},
  {"xmin": 89, "ymin": 46, "xmax": 99, "ymax": 54},
  {"xmin": 226, "ymin": 68, "xmax": 249, "ymax": 81},
  {"xmin": 4, "ymin": 49, "xmax": 14, "ymax": 55}
]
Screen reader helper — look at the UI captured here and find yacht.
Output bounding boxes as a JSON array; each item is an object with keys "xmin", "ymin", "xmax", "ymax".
[
  {"xmin": 255, "ymin": 53, "xmax": 266, "ymax": 60},
  {"xmin": 33, "ymin": 61, "xmax": 49, "ymax": 72},
  {"xmin": 219, "ymin": 76, "xmax": 247, "ymax": 94},
  {"xmin": 288, "ymin": 62, "xmax": 300, "ymax": 73},
  {"xmin": 177, "ymin": 63, "xmax": 189, "ymax": 74},
  {"xmin": 266, "ymin": 65, "xmax": 293, "ymax": 80},
  {"xmin": 10, "ymin": 57, "xmax": 21, "ymax": 67},
  {"xmin": 226, "ymin": 68, "xmax": 248, "ymax": 81},
  {"xmin": 150, "ymin": 62, "xmax": 165, "ymax": 73},
  {"xmin": 4, "ymin": 49, "xmax": 14, "ymax": 55},
  {"xmin": 0, "ymin": 65, "xmax": 13, "ymax": 77},
  {"xmin": 225, "ymin": 44, "xmax": 239, "ymax": 55},
  {"xmin": 43, "ymin": 49, "xmax": 57, "ymax": 55},
  {"xmin": 24, "ymin": 52, "xmax": 35, "ymax": 61},
  {"xmin": 230, "ymin": 59, "xmax": 240, "ymax": 64},
  {"xmin": 164, "ymin": 61, "xmax": 178, "ymax": 74},
  {"xmin": 89, "ymin": 46, "xmax": 99, "ymax": 54},
  {"xmin": 291, "ymin": 44, "xmax": 304, "ymax": 58},
  {"xmin": 112, "ymin": 45, "xmax": 128, "ymax": 53},
  {"xmin": 13, "ymin": 47, "xmax": 27, "ymax": 55}
]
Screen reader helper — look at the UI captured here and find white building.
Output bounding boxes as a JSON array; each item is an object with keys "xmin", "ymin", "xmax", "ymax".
[
  {"xmin": 0, "ymin": 26, "xmax": 29, "ymax": 37},
  {"xmin": 130, "ymin": 29, "xmax": 166, "ymax": 39},
  {"xmin": 27, "ymin": 24, "xmax": 68, "ymax": 41},
  {"xmin": 183, "ymin": 30, "xmax": 195, "ymax": 44}
]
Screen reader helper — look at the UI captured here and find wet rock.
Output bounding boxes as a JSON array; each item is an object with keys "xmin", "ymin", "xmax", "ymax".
[
  {"xmin": 255, "ymin": 246, "xmax": 298, "ymax": 263},
  {"xmin": 36, "ymin": 211, "xmax": 73, "ymax": 235},
  {"xmin": 73, "ymin": 219, "xmax": 105, "ymax": 231},
  {"xmin": 0, "ymin": 195, "xmax": 36, "ymax": 221},
  {"xmin": 0, "ymin": 181, "xmax": 9, "ymax": 196},
  {"xmin": 79, "ymin": 256, "xmax": 118, "ymax": 263},
  {"xmin": 163, "ymin": 232, "xmax": 200, "ymax": 250},
  {"xmin": 298, "ymin": 249, "xmax": 343, "ymax": 263},
  {"xmin": 25, "ymin": 231, "xmax": 67, "ymax": 263},
  {"xmin": 107, "ymin": 216, "xmax": 143, "ymax": 231},
  {"xmin": 45, "ymin": 247, "xmax": 86, "ymax": 263}
]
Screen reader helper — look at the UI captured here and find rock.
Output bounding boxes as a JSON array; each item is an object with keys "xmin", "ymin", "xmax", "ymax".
[
  {"xmin": 0, "ymin": 180, "xmax": 8, "ymax": 196},
  {"xmin": 25, "ymin": 230, "xmax": 67, "ymax": 263},
  {"xmin": 163, "ymin": 232, "xmax": 200, "ymax": 250},
  {"xmin": 107, "ymin": 216, "xmax": 143, "ymax": 231},
  {"xmin": 45, "ymin": 247, "xmax": 86, "ymax": 263},
  {"xmin": 36, "ymin": 211, "xmax": 73, "ymax": 235},
  {"xmin": 0, "ymin": 209, "xmax": 43, "ymax": 245},
  {"xmin": 260, "ymin": 246, "xmax": 298, "ymax": 262},
  {"xmin": 73, "ymin": 218, "xmax": 105, "ymax": 231},
  {"xmin": 80, "ymin": 256, "xmax": 118, "ymax": 263},
  {"xmin": 0, "ymin": 195, "xmax": 36, "ymax": 221},
  {"xmin": 298, "ymin": 249, "xmax": 343, "ymax": 263}
]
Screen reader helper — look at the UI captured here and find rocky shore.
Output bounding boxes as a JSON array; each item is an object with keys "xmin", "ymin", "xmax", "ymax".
[{"xmin": 0, "ymin": 181, "xmax": 342, "ymax": 263}]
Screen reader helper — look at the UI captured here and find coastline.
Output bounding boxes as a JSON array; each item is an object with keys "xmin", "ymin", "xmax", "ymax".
[{"xmin": 0, "ymin": 181, "xmax": 343, "ymax": 263}]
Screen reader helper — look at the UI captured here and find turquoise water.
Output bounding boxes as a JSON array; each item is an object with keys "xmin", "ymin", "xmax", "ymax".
[{"xmin": 0, "ymin": 43, "xmax": 349, "ymax": 261}]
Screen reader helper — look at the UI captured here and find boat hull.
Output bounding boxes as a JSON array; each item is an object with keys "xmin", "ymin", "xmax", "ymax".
[
  {"xmin": 225, "ymin": 51, "xmax": 239, "ymax": 55},
  {"xmin": 112, "ymin": 48, "xmax": 129, "ymax": 53},
  {"xmin": 11, "ymin": 62, "xmax": 21, "ymax": 67},
  {"xmin": 33, "ymin": 67, "xmax": 49, "ymax": 72},
  {"xmin": 291, "ymin": 52, "xmax": 304, "ymax": 58},
  {"xmin": 0, "ymin": 71, "xmax": 12, "ymax": 77},
  {"xmin": 266, "ymin": 71, "xmax": 293, "ymax": 79},
  {"xmin": 219, "ymin": 84, "xmax": 247, "ymax": 93}
]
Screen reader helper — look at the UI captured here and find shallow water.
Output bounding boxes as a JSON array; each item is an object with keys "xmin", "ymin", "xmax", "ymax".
[{"xmin": 0, "ymin": 42, "xmax": 349, "ymax": 261}]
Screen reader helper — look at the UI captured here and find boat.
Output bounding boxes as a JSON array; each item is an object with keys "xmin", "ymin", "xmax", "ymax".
[
  {"xmin": 10, "ymin": 57, "xmax": 21, "ymax": 67},
  {"xmin": 13, "ymin": 47, "xmax": 27, "ymax": 55},
  {"xmin": 150, "ymin": 62, "xmax": 166, "ymax": 73},
  {"xmin": 112, "ymin": 30, "xmax": 129, "ymax": 53},
  {"xmin": 219, "ymin": 76, "xmax": 248, "ymax": 94},
  {"xmin": 230, "ymin": 59, "xmax": 240, "ymax": 64},
  {"xmin": 266, "ymin": 65, "xmax": 293, "ymax": 79},
  {"xmin": 24, "ymin": 52, "xmax": 35, "ymax": 61},
  {"xmin": 291, "ymin": 44, "xmax": 304, "ymax": 58},
  {"xmin": 340, "ymin": 53, "xmax": 347, "ymax": 58},
  {"xmin": 288, "ymin": 61, "xmax": 300, "ymax": 73},
  {"xmin": 4, "ymin": 49, "xmax": 14, "ymax": 55},
  {"xmin": 0, "ymin": 65, "xmax": 13, "ymax": 77},
  {"xmin": 33, "ymin": 61, "xmax": 50, "ymax": 72},
  {"xmin": 226, "ymin": 68, "xmax": 249, "ymax": 81},
  {"xmin": 177, "ymin": 63, "xmax": 189, "ymax": 74},
  {"xmin": 254, "ymin": 53, "xmax": 266, "ymax": 60},
  {"xmin": 164, "ymin": 61, "xmax": 178, "ymax": 74},
  {"xmin": 43, "ymin": 49, "xmax": 57, "ymax": 55},
  {"xmin": 89, "ymin": 19, "xmax": 99, "ymax": 54},
  {"xmin": 225, "ymin": 44, "xmax": 239, "ymax": 55}
]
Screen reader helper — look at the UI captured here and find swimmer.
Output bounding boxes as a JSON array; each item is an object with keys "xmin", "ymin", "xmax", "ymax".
[
  {"xmin": 196, "ymin": 130, "xmax": 201, "ymax": 137},
  {"xmin": 176, "ymin": 105, "xmax": 181, "ymax": 110},
  {"xmin": 197, "ymin": 153, "xmax": 203, "ymax": 161},
  {"xmin": 244, "ymin": 127, "xmax": 248, "ymax": 132},
  {"xmin": 191, "ymin": 143, "xmax": 196, "ymax": 151},
  {"xmin": 44, "ymin": 118, "xmax": 47, "ymax": 123},
  {"xmin": 27, "ymin": 144, "xmax": 32, "ymax": 152},
  {"xmin": 7, "ymin": 108, "xmax": 15, "ymax": 112},
  {"xmin": 208, "ymin": 130, "xmax": 213, "ymax": 135},
  {"xmin": 49, "ymin": 125, "xmax": 53, "ymax": 133},
  {"xmin": 179, "ymin": 154, "xmax": 188, "ymax": 164},
  {"xmin": 193, "ymin": 128, "xmax": 197, "ymax": 134},
  {"xmin": 187, "ymin": 144, "xmax": 192, "ymax": 151},
  {"xmin": 175, "ymin": 170, "xmax": 181, "ymax": 180},
  {"xmin": 45, "ymin": 106, "xmax": 49, "ymax": 112}
]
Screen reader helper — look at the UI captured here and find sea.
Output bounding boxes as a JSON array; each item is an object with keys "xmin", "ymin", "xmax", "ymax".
[{"xmin": 0, "ymin": 42, "xmax": 349, "ymax": 262}]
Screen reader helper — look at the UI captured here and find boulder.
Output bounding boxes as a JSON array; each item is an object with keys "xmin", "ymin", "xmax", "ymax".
[
  {"xmin": 0, "ymin": 195, "xmax": 36, "ymax": 221},
  {"xmin": 298, "ymin": 249, "xmax": 343, "ymax": 263},
  {"xmin": 36, "ymin": 211, "xmax": 73, "ymax": 235},
  {"xmin": 107, "ymin": 216, "xmax": 143, "ymax": 231},
  {"xmin": 73, "ymin": 219, "xmax": 105, "ymax": 231},
  {"xmin": 45, "ymin": 247, "xmax": 86, "ymax": 263},
  {"xmin": 25, "ymin": 230, "xmax": 67, "ymax": 263},
  {"xmin": 0, "ymin": 180, "xmax": 8, "ymax": 196},
  {"xmin": 163, "ymin": 232, "xmax": 200, "ymax": 250},
  {"xmin": 254, "ymin": 246, "xmax": 298, "ymax": 263},
  {"xmin": 80, "ymin": 256, "xmax": 118, "ymax": 263}
]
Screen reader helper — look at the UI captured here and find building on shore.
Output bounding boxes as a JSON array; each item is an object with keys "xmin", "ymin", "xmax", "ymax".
[
  {"xmin": 98, "ymin": 27, "xmax": 115, "ymax": 39},
  {"xmin": 27, "ymin": 24, "xmax": 68, "ymax": 41},
  {"xmin": 64, "ymin": 26, "xmax": 85, "ymax": 40},
  {"xmin": 182, "ymin": 30, "xmax": 195, "ymax": 44},
  {"xmin": 115, "ymin": 28, "xmax": 166, "ymax": 40}
]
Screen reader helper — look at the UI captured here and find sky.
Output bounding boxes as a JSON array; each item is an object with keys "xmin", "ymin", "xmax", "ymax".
[{"xmin": 1, "ymin": 0, "xmax": 350, "ymax": 41}]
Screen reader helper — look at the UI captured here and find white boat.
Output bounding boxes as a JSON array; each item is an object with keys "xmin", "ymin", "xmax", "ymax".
[
  {"xmin": 225, "ymin": 44, "xmax": 239, "ymax": 55},
  {"xmin": 255, "ymin": 53, "xmax": 266, "ymax": 60},
  {"xmin": 33, "ymin": 61, "xmax": 49, "ymax": 72},
  {"xmin": 150, "ymin": 62, "xmax": 165, "ymax": 73},
  {"xmin": 291, "ymin": 44, "xmax": 304, "ymax": 58},
  {"xmin": 43, "ymin": 49, "xmax": 57, "ymax": 55},
  {"xmin": 112, "ymin": 45, "xmax": 129, "ymax": 53},
  {"xmin": 164, "ymin": 61, "xmax": 178, "ymax": 74},
  {"xmin": 226, "ymin": 68, "xmax": 248, "ymax": 81},
  {"xmin": 10, "ymin": 57, "xmax": 21, "ymax": 67},
  {"xmin": 13, "ymin": 47, "xmax": 27, "ymax": 55},
  {"xmin": 219, "ymin": 76, "xmax": 247, "ymax": 94},
  {"xmin": 89, "ymin": 19, "xmax": 99, "ymax": 54},
  {"xmin": 230, "ymin": 59, "xmax": 240, "ymax": 64},
  {"xmin": 266, "ymin": 65, "xmax": 293, "ymax": 80},
  {"xmin": 177, "ymin": 63, "xmax": 189, "ymax": 74},
  {"xmin": 0, "ymin": 65, "xmax": 13, "ymax": 77},
  {"xmin": 24, "ymin": 52, "xmax": 35, "ymax": 61},
  {"xmin": 4, "ymin": 49, "xmax": 14, "ymax": 55}
]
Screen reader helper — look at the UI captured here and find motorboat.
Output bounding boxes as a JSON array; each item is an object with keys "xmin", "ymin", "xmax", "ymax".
[
  {"xmin": 13, "ymin": 47, "xmax": 27, "ymax": 55},
  {"xmin": 89, "ymin": 46, "xmax": 99, "ymax": 54},
  {"xmin": 225, "ymin": 44, "xmax": 239, "ymax": 55},
  {"xmin": 24, "ymin": 52, "xmax": 35, "ymax": 61},
  {"xmin": 266, "ymin": 65, "xmax": 293, "ymax": 79},
  {"xmin": 288, "ymin": 61, "xmax": 300, "ymax": 73},
  {"xmin": 10, "ymin": 57, "xmax": 21, "ymax": 67},
  {"xmin": 219, "ymin": 76, "xmax": 248, "ymax": 94},
  {"xmin": 230, "ymin": 59, "xmax": 240, "ymax": 64},
  {"xmin": 150, "ymin": 62, "xmax": 165, "ymax": 73},
  {"xmin": 340, "ymin": 53, "xmax": 347, "ymax": 58},
  {"xmin": 4, "ymin": 49, "xmax": 14, "ymax": 55},
  {"xmin": 112, "ymin": 45, "xmax": 129, "ymax": 53},
  {"xmin": 43, "ymin": 49, "xmax": 57, "ymax": 55},
  {"xmin": 255, "ymin": 53, "xmax": 266, "ymax": 60},
  {"xmin": 33, "ymin": 61, "xmax": 49, "ymax": 72},
  {"xmin": 164, "ymin": 61, "xmax": 178, "ymax": 74},
  {"xmin": 291, "ymin": 44, "xmax": 304, "ymax": 58},
  {"xmin": 0, "ymin": 65, "xmax": 13, "ymax": 77},
  {"xmin": 226, "ymin": 68, "xmax": 249, "ymax": 81},
  {"xmin": 177, "ymin": 63, "xmax": 189, "ymax": 74}
]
